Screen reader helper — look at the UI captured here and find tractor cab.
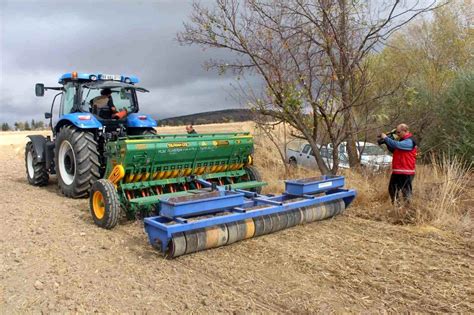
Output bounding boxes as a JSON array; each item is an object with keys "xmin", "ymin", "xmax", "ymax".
[
  {"xmin": 35, "ymin": 72, "xmax": 156, "ymax": 135},
  {"xmin": 79, "ymin": 81, "xmax": 150, "ymax": 132}
]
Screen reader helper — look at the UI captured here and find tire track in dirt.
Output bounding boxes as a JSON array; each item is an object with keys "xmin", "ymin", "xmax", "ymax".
[{"xmin": 174, "ymin": 258, "xmax": 290, "ymax": 313}]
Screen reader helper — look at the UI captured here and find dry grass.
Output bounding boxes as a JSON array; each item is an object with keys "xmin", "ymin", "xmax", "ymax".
[
  {"xmin": 5, "ymin": 123, "xmax": 472, "ymax": 234},
  {"xmin": 185, "ymin": 121, "xmax": 473, "ymax": 235},
  {"xmin": 344, "ymin": 157, "xmax": 473, "ymax": 235}
]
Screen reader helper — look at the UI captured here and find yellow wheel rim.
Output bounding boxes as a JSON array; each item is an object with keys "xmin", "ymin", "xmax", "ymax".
[{"xmin": 92, "ymin": 191, "xmax": 105, "ymax": 219}]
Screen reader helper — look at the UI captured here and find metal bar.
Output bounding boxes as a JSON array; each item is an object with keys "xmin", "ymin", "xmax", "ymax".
[
  {"xmin": 196, "ymin": 178, "xmax": 212, "ymax": 187},
  {"xmin": 227, "ymin": 181, "xmax": 267, "ymax": 190},
  {"xmin": 200, "ymin": 170, "xmax": 246, "ymax": 180},
  {"xmin": 283, "ymin": 193, "xmax": 316, "ymax": 199},
  {"xmin": 234, "ymin": 189, "xmax": 258, "ymax": 198},
  {"xmin": 173, "ymin": 217, "xmax": 188, "ymax": 224},
  {"xmin": 129, "ymin": 190, "xmax": 194, "ymax": 205},
  {"xmin": 231, "ymin": 207, "xmax": 247, "ymax": 213},
  {"xmin": 253, "ymin": 198, "xmax": 283, "ymax": 206}
]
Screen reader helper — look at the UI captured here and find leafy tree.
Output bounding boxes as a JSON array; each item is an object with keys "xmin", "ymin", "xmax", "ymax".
[
  {"xmin": 1, "ymin": 123, "xmax": 10, "ymax": 131},
  {"xmin": 426, "ymin": 72, "xmax": 474, "ymax": 163},
  {"xmin": 179, "ymin": 0, "xmax": 438, "ymax": 174},
  {"xmin": 14, "ymin": 122, "xmax": 24, "ymax": 130},
  {"xmin": 24, "ymin": 121, "xmax": 31, "ymax": 131},
  {"xmin": 370, "ymin": 1, "xmax": 473, "ymax": 146}
]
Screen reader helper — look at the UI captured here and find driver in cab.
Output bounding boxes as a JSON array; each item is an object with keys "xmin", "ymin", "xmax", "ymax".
[{"xmin": 91, "ymin": 88, "xmax": 116, "ymax": 119}]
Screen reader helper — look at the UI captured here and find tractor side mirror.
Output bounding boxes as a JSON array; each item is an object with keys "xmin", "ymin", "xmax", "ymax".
[
  {"xmin": 35, "ymin": 83, "xmax": 45, "ymax": 97},
  {"xmin": 44, "ymin": 112, "xmax": 52, "ymax": 119}
]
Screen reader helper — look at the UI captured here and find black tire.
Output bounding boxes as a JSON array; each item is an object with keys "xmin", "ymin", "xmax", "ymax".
[
  {"xmin": 55, "ymin": 125, "xmax": 100, "ymax": 198},
  {"xmin": 141, "ymin": 128, "xmax": 157, "ymax": 135},
  {"xmin": 90, "ymin": 179, "xmax": 120, "ymax": 229},
  {"xmin": 25, "ymin": 141, "xmax": 49, "ymax": 186},
  {"xmin": 243, "ymin": 165, "xmax": 263, "ymax": 194},
  {"xmin": 128, "ymin": 128, "xmax": 157, "ymax": 136}
]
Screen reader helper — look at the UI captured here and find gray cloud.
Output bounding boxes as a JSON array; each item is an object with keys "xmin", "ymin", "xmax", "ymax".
[{"xmin": 0, "ymin": 0, "xmax": 245, "ymax": 124}]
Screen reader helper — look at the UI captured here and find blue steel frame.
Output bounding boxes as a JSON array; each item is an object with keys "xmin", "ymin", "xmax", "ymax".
[
  {"xmin": 285, "ymin": 175, "xmax": 345, "ymax": 195},
  {"xmin": 159, "ymin": 191, "xmax": 245, "ymax": 217},
  {"xmin": 144, "ymin": 176, "xmax": 356, "ymax": 253}
]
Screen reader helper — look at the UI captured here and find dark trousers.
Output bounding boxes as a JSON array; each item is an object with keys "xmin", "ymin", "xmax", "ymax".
[{"xmin": 389, "ymin": 174, "xmax": 414, "ymax": 203}]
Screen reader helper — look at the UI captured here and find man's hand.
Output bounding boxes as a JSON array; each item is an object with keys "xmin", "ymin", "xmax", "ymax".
[{"xmin": 381, "ymin": 133, "xmax": 387, "ymax": 139}]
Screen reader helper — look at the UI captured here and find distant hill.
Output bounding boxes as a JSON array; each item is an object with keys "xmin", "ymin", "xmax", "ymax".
[{"xmin": 157, "ymin": 109, "xmax": 255, "ymax": 126}]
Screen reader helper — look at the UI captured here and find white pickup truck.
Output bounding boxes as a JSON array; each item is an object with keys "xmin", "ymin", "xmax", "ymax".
[{"xmin": 287, "ymin": 141, "xmax": 392, "ymax": 170}]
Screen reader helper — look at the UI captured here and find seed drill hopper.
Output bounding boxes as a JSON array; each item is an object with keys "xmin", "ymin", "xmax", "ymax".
[{"xmin": 90, "ymin": 132, "xmax": 356, "ymax": 258}]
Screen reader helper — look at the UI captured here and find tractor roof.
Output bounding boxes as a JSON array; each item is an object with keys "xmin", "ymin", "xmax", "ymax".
[
  {"xmin": 59, "ymin": 72, "xmax": 139, "ymax": 85},
  {"xmin": 83, "ymin": 81, "xmax": 149, "ymax": 92}
]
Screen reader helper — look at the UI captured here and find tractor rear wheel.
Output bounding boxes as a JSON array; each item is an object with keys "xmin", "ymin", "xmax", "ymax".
[
  {"xmin": 243, "ymin": 165, "xmax": 263, "ymax": 194},
  {"xmin": 25, "ymin": 141, "xmax": 49, "ymax": 186},
  {"xmin": 55, "ymin": 125, "xmax": 100, "ymax": 198},
  {"xmin": 90, "ymin": 179, "xmax": 120, "ymax": 229}
]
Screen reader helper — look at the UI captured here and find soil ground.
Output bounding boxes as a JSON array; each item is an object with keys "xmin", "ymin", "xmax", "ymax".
[{"xmin": 0, "ymin": 127, "xmax": 472, "ymax": 313}]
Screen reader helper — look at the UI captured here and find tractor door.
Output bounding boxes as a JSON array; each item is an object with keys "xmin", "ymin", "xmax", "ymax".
[
  {"xmin": 51, "ymin": 82, "xmax": 77, "ymax": 129},
  {"xmin": 51, "ymin": 83, "xmax": 75, "ymax": 129},
  {"xmin": 59, "ymin": 83, "xmax": 77, "ymax": 116}
]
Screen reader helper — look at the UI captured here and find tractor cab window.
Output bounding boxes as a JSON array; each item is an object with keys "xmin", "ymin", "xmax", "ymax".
[
  {"xmin": 81, "ymin": 87, "xmax": 136, "ymax": 114},
  {"xmin": 60, "ymin": 83, "xmax": 76, "ymax": 115}
]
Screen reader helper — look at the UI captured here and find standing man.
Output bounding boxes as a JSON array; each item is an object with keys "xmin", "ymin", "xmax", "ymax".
[
  {"xmin": 381, "ymin": 123, "xmax": 417, "ymax": 204},
  {"xmin": 186, "ymin": 124, "xmax": 197, "ymax": 134}
]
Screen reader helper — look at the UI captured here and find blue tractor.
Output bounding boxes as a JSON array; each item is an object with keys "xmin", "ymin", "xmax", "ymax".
[{"xmin": 25, "ymin": 72, "xmax": 157, "ymax": 198}]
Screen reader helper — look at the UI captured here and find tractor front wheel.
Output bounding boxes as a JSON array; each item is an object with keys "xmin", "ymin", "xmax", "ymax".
[
  {"xmin": 55, "ymin": 126, "xmax": 100, "ymax": 198},
  {"xmin": 25, "ymin": 141, "xmax": 49, "ymax": 186},
  {"xmin": 90, "ymin": 179, "xmax": 120, "ymax": 229}
]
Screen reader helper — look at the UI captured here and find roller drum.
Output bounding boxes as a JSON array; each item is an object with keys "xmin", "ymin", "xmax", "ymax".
[
  {"xmin": 313, "ymin": 203, "xmax": 327, "ymax": 221},
  {"xmin": 276, "ymin": 212, "xmax": 289, "ymax": 231},
  {"xmin": 165, "ymin": 199, "xmax": 347, "ymax": 258},
  {"xmin": 184, "ymin": 228, "xmax": 207, "ymax": 254},
  {"xmin": 269, "ymin": 213, "xmax": 281, "ymax": 233},
  {"xmin": 302, "ymin": 205, "xmax": 314, "ymax": 223},
  {"xmin": 227, "ymin": 221, "xmax": 247, "ymax": 244},
  {"xmin": 286, "ymin": 209, "xmax": 297, "ymax": 228},
  {"xmin": 226, "ymin": 219, "xmax": 255, "ymax": 245},
  {"xmin": 243, "ymin": 219, "xmax": 255, "ymax": 239},
  {"xmin": 167, "ymin": 232, "xmax": 187, "ymax": 258},
  {"xmin": 205, "ymin": 224, "xmax": 229, "ymax": 249},
  {"xmin": 253, "ymin": 214, "xmax": 273, "ymax": 237}
]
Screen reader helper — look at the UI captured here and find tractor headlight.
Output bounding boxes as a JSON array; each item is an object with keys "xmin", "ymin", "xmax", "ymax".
[
  {"xmin": 90, "ymin": 75, "xmax": 97, "ymax": 81},
  {"xmin": 124, "ymin": 77, "xmax": 131, "ymax": 84}
]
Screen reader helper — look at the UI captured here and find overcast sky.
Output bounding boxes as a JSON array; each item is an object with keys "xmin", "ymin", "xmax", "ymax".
[{"xmin": 0, "ymin": 0, "xmax": 246, "ymax": 124}]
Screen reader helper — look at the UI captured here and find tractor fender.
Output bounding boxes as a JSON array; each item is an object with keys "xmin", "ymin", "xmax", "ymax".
[
  {"xmin": 126, "ymin": 113, "xmax": 157, "ymax": 128},
  {"xmin": 54, "ymin": 113, "xmax": 102, "ymax": 133},
  {"xmin": 26, "ymin": 135, "xmax": 47, "ymax": 162}
]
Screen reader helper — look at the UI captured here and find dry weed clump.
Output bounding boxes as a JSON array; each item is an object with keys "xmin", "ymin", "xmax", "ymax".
[
  {"xmin": 340, "ymin": 157, "xmax": 473, "ymax": 234},
  {"xmin": 251, "ymin": 127, "xmax": 472, "ymax": 234}
]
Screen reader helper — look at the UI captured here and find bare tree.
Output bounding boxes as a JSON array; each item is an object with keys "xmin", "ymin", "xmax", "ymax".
[{"xmin": 178, "ymin": 0, "xmax": 439, "ymax": 174}]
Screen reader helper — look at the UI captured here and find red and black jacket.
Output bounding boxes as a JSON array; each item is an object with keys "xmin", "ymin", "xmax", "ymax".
[{"xmin": 385, "ymin": 133, "xmax": 417, "ymax": 175}]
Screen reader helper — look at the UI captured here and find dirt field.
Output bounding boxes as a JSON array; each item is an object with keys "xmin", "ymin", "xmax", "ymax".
[{"xmin": 0, "ymin": 126, "xmax": 472, "ymax": 313}]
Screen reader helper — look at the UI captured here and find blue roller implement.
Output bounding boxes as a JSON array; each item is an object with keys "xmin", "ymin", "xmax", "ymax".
[{"xmin": 144, "ymin": 175, "xmax": 356, "ymax": 258}]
